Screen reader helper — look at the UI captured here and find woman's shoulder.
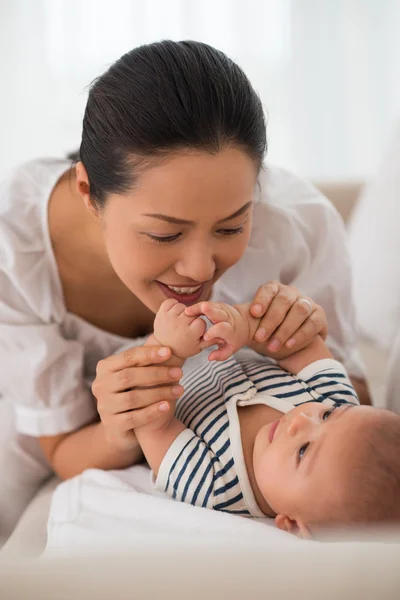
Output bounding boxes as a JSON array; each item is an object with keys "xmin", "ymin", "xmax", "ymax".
[
  {"xmin": 251, "ymin": 164, "xmax": 345, "ymax": 246},
  {"xmin": 213, "ymin": 165, "xmax": 348, "ymax": 304},
  {"xmin": 0, "ymin": 157, "xmax": 70, "ymax": 216},
  {"xmin": 257, "ymin": 164, "xmax": 335, "ymax": 211},
  {"xmin": 0, "ymin": 157, "xmax": 69, "ymax": 322}
]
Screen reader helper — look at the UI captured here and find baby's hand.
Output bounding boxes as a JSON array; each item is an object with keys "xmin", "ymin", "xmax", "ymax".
[
  {"xmin": 153, "ymin": 299, "xmax": 208, "ymax": 359},
  {"xmin": 185, "ymin": 302, "xmax": 252, "ymax": 361}
]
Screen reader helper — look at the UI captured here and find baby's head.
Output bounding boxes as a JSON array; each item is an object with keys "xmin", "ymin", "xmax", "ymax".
[{"xmin": 253, "ymin": 402, "xmax": 400, "ymax": 538}]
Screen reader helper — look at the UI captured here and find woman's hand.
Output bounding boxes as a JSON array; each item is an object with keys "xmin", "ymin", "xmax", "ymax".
[
  {"xmin": 249, "ymin": 281, "xmax": 328, "ymax": 355},
  {"xmin": 92, "ymin": 345, "xmax": 184, "ymax": 450}
]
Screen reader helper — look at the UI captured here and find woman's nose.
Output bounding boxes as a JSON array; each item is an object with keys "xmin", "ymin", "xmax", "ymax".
[{"xmin": 175, "ymin": 245, "xmax": 216, "ymax": 282}]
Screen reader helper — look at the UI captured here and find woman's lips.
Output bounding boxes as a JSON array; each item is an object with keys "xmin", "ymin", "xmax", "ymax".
[
  {"xmin": 157, "ymin": 281, "xmax": 205, "ymax": 305},
  {"xmin": 269, "ymin": 419, "xmax": 280, "ymax": 443}
]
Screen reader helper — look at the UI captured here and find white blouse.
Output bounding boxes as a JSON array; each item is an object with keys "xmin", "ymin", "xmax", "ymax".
[{"xmin": 0, "ymin": 158, "xmax": 364, "ymax": 437}]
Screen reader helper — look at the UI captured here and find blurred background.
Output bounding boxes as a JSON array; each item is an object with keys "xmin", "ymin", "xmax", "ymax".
[{"xmin": 1, "ymin": 0, "xmax": 400, "ymax": 182}]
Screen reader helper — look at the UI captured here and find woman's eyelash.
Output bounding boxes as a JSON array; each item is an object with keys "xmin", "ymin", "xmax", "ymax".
[
  {"xmin": 146, "ymin": 233, "xmax": 182, "ymax": 244},
  {"xmin": 217, "ymin": 226, "xmax": 244, "ymax": 236},
  {"xmin": 146, "ymin": 226, "xmax": 244, "ymax": 244}
]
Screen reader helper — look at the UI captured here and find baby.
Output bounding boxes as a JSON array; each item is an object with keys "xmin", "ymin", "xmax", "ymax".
[{"xmin": 135, "ymin": 298, "xmax": 400, "ymax": 538}]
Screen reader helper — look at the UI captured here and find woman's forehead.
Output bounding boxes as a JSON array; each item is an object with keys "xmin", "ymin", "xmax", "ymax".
[{"xmin": 109, "ymin": 149, "xmax": 258, "ymax": 219}]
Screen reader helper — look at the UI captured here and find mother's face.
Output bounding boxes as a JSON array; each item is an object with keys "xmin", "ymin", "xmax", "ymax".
[{"xmin": 85, "ymin": 148, "xmax": 258, "ymax": 313}]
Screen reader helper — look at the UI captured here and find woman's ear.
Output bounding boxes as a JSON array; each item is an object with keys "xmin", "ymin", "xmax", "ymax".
[
  {"xmin": 75, "ymin": 161, "xmax": 98, "ymax": 219},
  {"xmin": 275, "ymin": 514, "xmax": 312, "ymax": 539}
]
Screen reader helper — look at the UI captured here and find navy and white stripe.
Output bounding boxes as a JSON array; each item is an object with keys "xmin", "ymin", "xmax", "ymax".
[{"xmin": 155, "ymin": 357, "xmax": 359, "ymax": 517}]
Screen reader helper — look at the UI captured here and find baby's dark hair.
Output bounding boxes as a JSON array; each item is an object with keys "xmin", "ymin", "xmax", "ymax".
[
  {"xmin": 322, "ymin": 408, "xmax": 400, "ymax": 527},
  {"xmin": 75, "ymin": 40, "xmax": 267, "ymax": 207}
]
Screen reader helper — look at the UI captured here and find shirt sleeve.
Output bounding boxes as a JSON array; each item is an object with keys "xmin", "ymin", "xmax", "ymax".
[
  {"xmin": 0, "ymin": 270, "xmax": 97, "ymax": 437},
  {"xmin": 296, "ymin": 358, "xmax": 360, "ymax": 405},
  {"xmin": 155, "ymin": 429, "xmax": 230, "ymax": 510}
]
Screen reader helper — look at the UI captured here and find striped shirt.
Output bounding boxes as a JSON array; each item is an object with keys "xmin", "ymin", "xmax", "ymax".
[{"xmin": 155, "ymin": 357, "xmax": 359, "ymax": 517}]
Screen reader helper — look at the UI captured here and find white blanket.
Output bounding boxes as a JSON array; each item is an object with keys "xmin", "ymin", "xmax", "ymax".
[{"xmin": 46, "ymin": 464, "xmax": 298, "ymax": 552}]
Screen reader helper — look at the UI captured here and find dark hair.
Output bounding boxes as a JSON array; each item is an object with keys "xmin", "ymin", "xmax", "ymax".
[{"xmin": 77, "ymin": 40, "xmax": 267, "ymax": 206}]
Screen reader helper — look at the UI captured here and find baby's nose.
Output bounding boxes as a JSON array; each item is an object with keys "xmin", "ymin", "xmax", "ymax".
[{"xmin": 287, "ymin": 411, "xmax": 317, "ymax": 437}]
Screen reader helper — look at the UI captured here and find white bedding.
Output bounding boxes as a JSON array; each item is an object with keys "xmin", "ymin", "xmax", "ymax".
[{"xmin": 45, "ymin": 464, "xmax": 297, "ymax": 552}]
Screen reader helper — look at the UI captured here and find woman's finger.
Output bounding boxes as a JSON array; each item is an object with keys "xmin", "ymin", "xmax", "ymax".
[
  {"xmin": 110, "ymin": 401, "xmax": 175, "ymax": 432},
  {"xmin": 284, "ymin": 309, "xmax": 327, "ymax": 349},
  {"xmin": 249, "ymin": 281, "xmax": 280, "ymax": 318},
  {"xmin": 104, "ymin": 365, "xmax": 183, "ymax": 394},
  {"xmin": 254, "ymin": 286, "xmax": 299, "ymax": 342},
  {"xmin": 103, "ymin": 385, "xmax": 183, "ymax": 414},
  {"xmin": 96, "ymin": 345, "xmax": 172, "ymax": 375},
  {"xmin": 263, "ymin": 297, "xmax": 314, "ymax": 351}
]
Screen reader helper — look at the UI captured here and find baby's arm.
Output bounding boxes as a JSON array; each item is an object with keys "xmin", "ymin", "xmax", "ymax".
[
  {"xmin": 138, "ymin": 298, "xmax": 210, "ymax": 473},
  {"xmin": 277, "ymin": 335, "xmax": 359, "ymax": 404},
  {"xmin": 137, "ymin": 419, "xmax": 228, "ymax": 510},
  {"xmin": 277, "ymin": 335, "xmax": 333, "ymax": 375}
]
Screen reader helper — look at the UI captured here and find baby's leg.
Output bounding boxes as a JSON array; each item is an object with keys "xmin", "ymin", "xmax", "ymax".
[{"xmin": 0, "ymin": 399, "xmax": 52, "ymax": 545}]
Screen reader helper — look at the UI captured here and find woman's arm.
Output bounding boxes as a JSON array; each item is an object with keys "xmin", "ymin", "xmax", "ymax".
[{"xmin": 40, "ymin": 421, "xmax": 144, "ymax": 480}]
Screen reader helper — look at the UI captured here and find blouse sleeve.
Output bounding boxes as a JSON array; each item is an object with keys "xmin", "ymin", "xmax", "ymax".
[{"xmin": 0, "ymin": 269, "xmax": 97, "ymax": 436}]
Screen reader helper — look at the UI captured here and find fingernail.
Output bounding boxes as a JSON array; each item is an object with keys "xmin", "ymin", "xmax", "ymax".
[
  {"xmin": 252, "ymin": 304, "xmax": 263, "ymax": 316},
  {"xmin": 159, "ymin": 402, "xmax": 169, "ymax": 412},
  {"xmin": 286, "ymin": 337, "xmax": 296, "ymax": 348},
  {"xmin": 169, "ymin": 368, "xmax": 182, "ymax": 379},
  {"xmin": 268, "ymin": 338, "xmax": 280, "ymax": 351},
  {"xmin": 157, "ymin": 347, "xmax": 170, "ymax": 357},
  {"xmin": 203, "ymin": 333, "xmax": 210, "ymax": 341},
  {"xmin": 255, "ymin": 327, "xmax": 266, "ymax": 341},
  {"xmin": 172, "ymin": 385, "xmax": 183, "ymax": 396}
]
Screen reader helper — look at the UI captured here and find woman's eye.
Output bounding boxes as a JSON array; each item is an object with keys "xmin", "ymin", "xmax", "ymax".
[
  {"xmin": 298, "ymin": 442, "xmax": 309, "ymax": 462},
  {"xmin": 147, "ymin": 233, "xmax": 182, "ymax": 244},
  {"xmin": 217, "ymin": 226, "xmax": 244, "ymax": 236}
]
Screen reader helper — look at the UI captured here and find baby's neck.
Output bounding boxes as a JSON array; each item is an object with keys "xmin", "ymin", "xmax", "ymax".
[{"xmin": 238, "ymin": 403, "xmax": 282, "ymax": 517}]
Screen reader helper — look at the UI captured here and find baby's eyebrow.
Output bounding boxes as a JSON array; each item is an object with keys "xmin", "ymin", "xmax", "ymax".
[{"xmin": 304, "ymin": 404, "xmax": 354, "ymax": 476}]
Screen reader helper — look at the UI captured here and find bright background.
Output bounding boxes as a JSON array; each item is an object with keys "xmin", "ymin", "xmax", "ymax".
[{"xmin": 1, "ymin": 0, "xmax": 399, "ymax": 181}]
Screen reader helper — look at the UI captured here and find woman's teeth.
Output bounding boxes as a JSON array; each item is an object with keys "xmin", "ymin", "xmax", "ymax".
[{"xmin": 167, "ymin": 285, "xmax": 202, "ymax": 295}]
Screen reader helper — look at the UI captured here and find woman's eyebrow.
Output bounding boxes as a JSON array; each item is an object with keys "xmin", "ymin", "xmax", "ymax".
[{"xmin": 141, "ymin": 201, "xmax": 252, "ymax": 226}]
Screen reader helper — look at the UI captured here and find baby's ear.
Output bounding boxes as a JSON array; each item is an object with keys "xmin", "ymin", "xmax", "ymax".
[{"xmin": 274, "ymin": 514, "xmax": 312, "ymax": 539}]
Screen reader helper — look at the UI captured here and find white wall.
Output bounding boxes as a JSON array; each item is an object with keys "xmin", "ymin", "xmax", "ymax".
[{"xmin": 1, "ymin": 0, "xmax": 399, "ymax": 180}]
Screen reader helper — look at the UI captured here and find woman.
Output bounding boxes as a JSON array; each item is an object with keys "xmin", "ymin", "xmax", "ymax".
[{"xmin": 0, "ymin": 40, "xmax": 369, "ymax": 542}]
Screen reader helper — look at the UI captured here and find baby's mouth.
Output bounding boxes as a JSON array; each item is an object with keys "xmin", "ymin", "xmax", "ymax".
[{"xmin": 269, "ymin": 419, "xmax": 280, "ymax": 443}]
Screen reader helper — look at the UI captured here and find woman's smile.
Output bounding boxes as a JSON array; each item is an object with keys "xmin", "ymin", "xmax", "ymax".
[{"xmin": 156, "ymin": 281, "xmax": 207, "ymax": 305}]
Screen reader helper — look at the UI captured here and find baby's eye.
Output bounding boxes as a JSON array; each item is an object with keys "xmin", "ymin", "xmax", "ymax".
[
  {"xmin": 298, "ymin": 442, "xmax": 309, "ymax": 462},
  {"xmin": 322, "ymin": 405, "xmax": 337, "ymax": 421}
]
